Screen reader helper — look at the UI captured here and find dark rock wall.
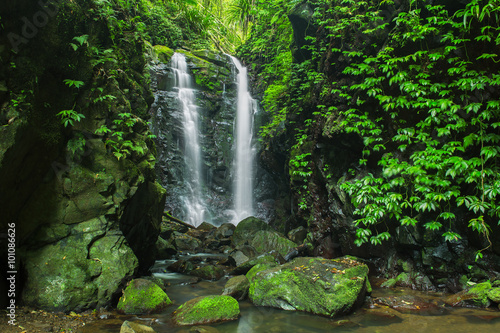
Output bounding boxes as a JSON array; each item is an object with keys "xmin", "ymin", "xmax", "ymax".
[{"xmin": 0, "ymin": 0, "xmax": 165, "ymax": 311}]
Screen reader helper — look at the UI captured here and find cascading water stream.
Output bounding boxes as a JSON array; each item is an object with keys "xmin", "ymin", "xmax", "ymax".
[
  {"xmin": 229, "ymin": 56, "xmax": 256, "ymax": 223},
  {"xmin": 171, "ymin": 53, "xmax": 206, "ymax": 227}
]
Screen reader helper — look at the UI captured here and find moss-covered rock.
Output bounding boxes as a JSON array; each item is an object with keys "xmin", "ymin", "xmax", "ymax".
[
  {"xmin": 173, "ymin": 231, "xmax": 203, "ymax": 251},
  {"xmin": 488, "ymin": 288, "xmax": 500, "ymax": 303},
  {"xmin": 156, "ymin": 235, "xmax": 177, "ymax": 259},
  {"xmin": 222, "ymin": 275, "xmax": 250, "ymax": 300},
  {"xmin": 154, "ymin": 45, "xmax": 174, "ymax": 64},
  {"xmin": 246, "ymin": 263, "xmax": 278, "ymax": 283},
  {"xmin": 232, "ymin": 251, "xmax": 284, "ymax": 275},
  {"xmin": 117, "ymin": 279, "xmax": 172, "ymax": 314},
  {"xmin": 249, "ymin": 256, "xmax": 369, "ymax": 317},
  {"xmin": 232, "ymin": 216, "xmax": 272, "ymax": 247},
  {"xmin": 190, "ymin": 265, "xmax": 225, "ymax": 281},
  {"xmin": 445, "ymin": 281, "xmax": 493, "ymax": 308},
  {"xmin": 250, "ymin": 230, "xmax": 297, "ymax": 257},
  {"xmin": 20, "ymin": 217, "xmax": 139, "ymax": 312},
  {"xmin": 177, "ymin": 49, "xmax": 231, "ymax": 92},
  {"xmin": 173, "ymin": 295, "xmax": 239, "ymax": 326},
  {"xmin": 2, "ymin": 0, "xmax": 165, "ymax": 313}
]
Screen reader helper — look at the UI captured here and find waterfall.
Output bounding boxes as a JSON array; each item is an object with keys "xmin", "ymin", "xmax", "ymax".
[
  {"xmin": 171, "ymin": 53, "xmax": 206, "ymax": 227},
  {"xmin": 229, "ymin": 56, "xmax": 256, "ymax": 223}
]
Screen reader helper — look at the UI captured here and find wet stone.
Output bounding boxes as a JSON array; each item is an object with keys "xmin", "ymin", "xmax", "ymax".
[{"xmin": 374, "ymin": 295, "xmax": 445, "ymax": 315}]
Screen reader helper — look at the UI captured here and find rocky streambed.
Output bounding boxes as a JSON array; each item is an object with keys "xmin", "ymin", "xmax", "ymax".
[{"xmin": 3, "ymin": 216, "xmax": 500, "ymax": 333}]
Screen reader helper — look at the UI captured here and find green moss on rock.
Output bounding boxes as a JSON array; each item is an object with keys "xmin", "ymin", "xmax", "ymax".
[
  {"xmin": 445, "ymin": 281, "xmax": 492, "ymax": 308},
  {"xmin": 154, "ymin": 45, "xmax": 174, "ymax": 64},
  {"xmin": 117, "ymin": 279, "xmax": 172, "ymax": 314},
  {"xmin": 232, "ymin": 216, "xmax": 272, "ymax": 247},
  {"xmin": 246, "ymin": 263, "xmax": 278, "ymax": 282},
  {"xmin": 488, "ymin": 287, "xmax": 500, "ymax": 303},
  {"xmin": 249, "ymin": 256, "xmax": 369, "ymax": 317},
  {"xmin": 190, "ymin": 265, "xmax": 225, "ymax": 281},
  {"xmin": 173, "ymin": 295, "xmax": 239, "ymax": 326},
  {"xmin": 222, "ymin": 275, "xmax": 250, "ymax": 300},
  {"xmin": 250, "ymin": 230, "xmax": 297, "ymax": 257}
]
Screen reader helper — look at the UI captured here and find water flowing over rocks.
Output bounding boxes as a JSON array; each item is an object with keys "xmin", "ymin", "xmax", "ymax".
[{"xmin": 149, "ymin": 50, "xmax": 278, "ymax": 226}]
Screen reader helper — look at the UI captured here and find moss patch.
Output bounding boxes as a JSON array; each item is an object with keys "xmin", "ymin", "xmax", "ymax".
[
  {"xmin": 250, "ymin": 230, "xmax": 297, "ymax": 257},
  {"xmin": 488, "ymin": 287, "xmax": 500, "ymax": 303},
  {"xmin": 154, "ymin": 45, "xmax": 174, "ymax": 64},
  {"xmin": 232, "ymin": 217, "xmax": 272, "ymax": 247},
  {"xmin": 249, "ymin": 256, "xmax": 369, "ymax": 317},
  {"xmin": 173, "ymin": 295, "xmax": 239, "ymax": 326},
  {"xmin": 445, "ymin": 281, "xmax": 493, "ymax": 308},
  {"xmin": 117, "ymin": 279, "xmax": 172, "ymax": 314}
]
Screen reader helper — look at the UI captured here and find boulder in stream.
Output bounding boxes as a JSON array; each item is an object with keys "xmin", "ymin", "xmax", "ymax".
[
  {"xmin": 120, "ymin": 320, "xmax": 157, "ymax": 333},
  {"xmin": 173, "ymin": 295, "xmax": 239, "ymax": 325},
  {"xmin": 250, "ymin": 230, "xmax": 298, "ymax": 257},
  {"xmin": 222, "ymin": 275, "xmax": 250, "ymax": 300},
  {"xmin": 232, "ymin": 216, "xmax": 272, "ymax": 246},
  {"xmin": 190, "ymin": 265, "xmax": 226, "ymax": 281},
  {"xmin": 117, "ymin": 279, "xmax": 172, "ymax": 314},
  {"xmin": 445, "ymin": 281, "xmax": 494, "ymax": 308},
  {"xmin": 373, "ymin": 295, "xmax": 445, "ymax": 315},
  {"xmin": 173, "ymin": 231, "xmax": 203, "ymax": 251},
  {"xmin": 231, "ymin": 251, "xmax": 285, "ymax": 275},
  {"xmin": 249, "ymin": 256, "xmax": 369, "ymax": 317}
]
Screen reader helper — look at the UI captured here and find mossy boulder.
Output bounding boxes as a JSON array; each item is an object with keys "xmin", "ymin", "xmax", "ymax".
[
  {"xmin": 173, "ymin": 295, "xmax": 239, "ymax": 326},
  {"xmin": 20, "ymin": 221, "xmax": 138, "ymax": 312},
  {"xmin": 250, "ymin": 230, "xmax": 297, "ymax": 257},
  {"xmin": 487, "ymin": 287, "xmax": 500, "ymax": 303},
  {"xmin": 249, "ymin": 256, "xmax": 369, "ymax": 317},
  {"xmin": 246, "ymin": 262, "xmax": 278, "ymax": 283},
  {"xmin": 190, "ymin": 265, "xmax": 225, "ymax": 281},
  {"xmin": 173, "ymin": 231, "xmax": 203, "ymax": 251},
  {"xmin": 232, "ymin": 216, "xmax": 272, "ymax": 247},
  {"xmin": 117, "ymin": 279, "xmax": 172, "ymax": 314},
  {"xmin": 222, "ymin": 275, "xmax": 250, "ymax": 300},
  {"xmin": 445, "ymin": 281, "xmax": 492, "ymax": 308},
  {"xmin": 232, "ymin": 251, "xmax": 284, "ymax": 275},
  {"xmin": 156, "ymin": 235, "xmax": 177, "ymax": 259}
]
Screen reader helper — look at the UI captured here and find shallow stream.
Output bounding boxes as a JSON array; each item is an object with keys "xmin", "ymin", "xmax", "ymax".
[{"xmin": 80, "ymin": 259, "xmax": 500, "ymax": 333}]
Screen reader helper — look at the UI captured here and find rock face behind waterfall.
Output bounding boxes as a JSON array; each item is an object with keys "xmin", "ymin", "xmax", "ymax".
[
  {"xmin": 150, "ymin": 50, "xmax": 277, "ymax": 225},
  {"xmin": 249, "ymin": 256, "xmax": 370, "ymax": 317}
]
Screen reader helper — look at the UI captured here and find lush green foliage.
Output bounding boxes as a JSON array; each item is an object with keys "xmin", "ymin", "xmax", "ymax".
[
  {"xmin": 238, "ymin": 0, "xmax": 297, "ymax": 140},
  {"xmin": 289, "ymin": 0, "xmax": 500, "ymax": 257},
  {"xmin": 244, "ymin": 0, "xmax": 500, "ymax": 258}
]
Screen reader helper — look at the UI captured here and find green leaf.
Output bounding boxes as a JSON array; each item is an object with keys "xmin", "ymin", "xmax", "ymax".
[
  {"xmin": 63, "ymin": 79, "xmax": 85, "ymax": 89},
  {"xmin": 424, "ymin": 221, "xmax": 442, "ymax": 231},
  {"xmin": 443, "ymin": 231, "xmax": 462, "ymax": 242}
]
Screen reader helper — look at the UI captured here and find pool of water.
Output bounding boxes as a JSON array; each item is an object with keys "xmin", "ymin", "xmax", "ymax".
[{"xmin": 79, "ymin": 274, "xmax": 500, "ymax": 333}]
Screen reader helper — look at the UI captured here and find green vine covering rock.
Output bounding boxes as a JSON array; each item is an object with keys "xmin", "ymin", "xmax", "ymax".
[
  {"xmin": 173, "ymin": 295, "xmax": 240, "ymax": 326},
  {"xmin": 117, "ymin": 279, "xmax": 172, "ymax": 314}
]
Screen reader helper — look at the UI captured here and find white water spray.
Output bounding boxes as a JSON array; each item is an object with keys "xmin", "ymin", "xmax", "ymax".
[
  {"xmin": 171, "ymin": 53, "xmax": 206, "ymax": 227},
  {"xmin": 229, "ymin": 56, "xmax": 256, "ymax": 223}
]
